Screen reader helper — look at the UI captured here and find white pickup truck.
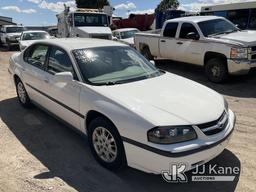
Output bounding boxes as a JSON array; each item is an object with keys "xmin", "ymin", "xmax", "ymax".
[{"xmin": 135, "ymin": 16, "xmax": 256, "ymax": 83}]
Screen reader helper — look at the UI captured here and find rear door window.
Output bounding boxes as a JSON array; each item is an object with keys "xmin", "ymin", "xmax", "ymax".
[
  {"xmin": 163, "ymin": 22, "xmax": 178, "ymax": 38},
  {"xmin": 25, "ymin": 44, "xmax": 48, "ymax": 69}
]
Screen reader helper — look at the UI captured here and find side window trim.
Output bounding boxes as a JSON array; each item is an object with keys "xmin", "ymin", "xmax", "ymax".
[{"xmin": 45, "ymin": 45, "xmax": 79, "ymax": 80}]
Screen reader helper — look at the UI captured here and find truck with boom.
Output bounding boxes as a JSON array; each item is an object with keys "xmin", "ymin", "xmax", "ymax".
[{"xmin": 57, "ymin": 5, "xmax": 112, "ymax": 40}]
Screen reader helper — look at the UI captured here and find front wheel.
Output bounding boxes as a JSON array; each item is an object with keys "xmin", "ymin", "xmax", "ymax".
[
  {"xmin": 87, "ymin": 117, "xmax": 126, "ymax": 171},
  {"xmin": 205, "ymin": 58, "xmax": 228, "ymax": 83}
]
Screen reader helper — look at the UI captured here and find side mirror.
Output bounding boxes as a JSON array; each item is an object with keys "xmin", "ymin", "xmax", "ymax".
[
  {"xmin": 54, "ymin": 72, "xmax": 73, "ymax": 82},
  {"xmin": 150, "ymin": 60, "xmax": 155, "ymax": 65},
  {"xmin": 16, "ymin": 37, "xmax": 21, "ymax": 41},
  {"xmin": 186, "ymin": 32, "xmax": 200, "ymax": 40}
]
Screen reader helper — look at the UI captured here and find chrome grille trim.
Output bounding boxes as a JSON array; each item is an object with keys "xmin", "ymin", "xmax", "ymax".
[{"xmin": 196, "ymin": 111, "xmax": 229, "ymax": 135}]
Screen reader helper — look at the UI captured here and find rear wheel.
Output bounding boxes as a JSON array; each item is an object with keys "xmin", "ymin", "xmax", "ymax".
[
  {"xmin": 141, "ymin": 46, "xmax": 154, "ymax": 60},
  {"xmin": 205, "ymin": 58, "xmax": 228, "ymax": 83},
  {"xmin": 88, "ymin": 117, "xmax": 126, "ymax": 171},
  {"xmin": 15, "ymin": 78, "xmax": 32, "ymax": 108}
]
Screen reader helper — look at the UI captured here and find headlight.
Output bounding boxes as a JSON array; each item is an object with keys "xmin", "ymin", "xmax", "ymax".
[
  {"xmin": 147, "ymin": 126, "xmax": 197, "ymax": 144},
  {"xmin": 230, "ymin": 47, "xmax": 248, "ymax": 59}
]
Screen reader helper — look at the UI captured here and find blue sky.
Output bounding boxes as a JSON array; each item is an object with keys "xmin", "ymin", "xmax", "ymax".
[{"xmin": 0, "ymin": 0, "xmax": 249, "ymax": 26}]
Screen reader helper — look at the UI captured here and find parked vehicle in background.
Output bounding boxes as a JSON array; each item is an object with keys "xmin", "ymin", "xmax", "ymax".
[
  {"xmin": 201, "ymin": 1, "xmax": 256, "ymax": 30},
  {"xmin": 57, "ymin": 5, "xmax": 112, "ymax": 39},
  {"xmin": 19, "ymin": 30, "xmax": 51, "ymax": 51},
  {"xmin": 112, "ymin": 14, "xmax": 155, "ymax": 31},
  {"xmin": 135, "ymin": 16, "xmax": 256, "ymax": 83},
  {"xmin": 112, "ymin": 28, "xmax": 139, "ymax": 47},
  {"xmin": 8, "ymin": 38, "xmax": 235, "ymax": 174},
  {"xmin": 47, "ymin": 27, "xmax": 58, "ymax": 37},
  {"xmin": 0, "ymin": 25, "xmax": 25, "ymax": 50}
]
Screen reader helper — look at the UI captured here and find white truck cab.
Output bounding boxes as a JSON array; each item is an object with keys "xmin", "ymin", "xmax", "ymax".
[
  {"xmin": 135, "ymin": 16, "xmax": 256, "ymax": 83},
  {"xmin": 57, "ymin": 6, "xmax": 112, "ymax": 40}
]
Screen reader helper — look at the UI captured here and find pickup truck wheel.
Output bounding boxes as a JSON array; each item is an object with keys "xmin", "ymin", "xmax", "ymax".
[
  {"xmin": 141, "ymin": 47, "xmax": 153, "ymax": 60},
  {"xmin": 88, "ymin": 117, "xmax": 126, "ymax": 171},
  {"xmin": 205, "ymin": 58, "xmax": 228, "ymax": 83},
  {"xmin": 15, "ymin": 79, "xmax": 32, "ymax": 108}
]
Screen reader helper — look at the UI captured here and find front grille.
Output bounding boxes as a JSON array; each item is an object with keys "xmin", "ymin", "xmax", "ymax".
[{"xmin": 197, "ymin": 111, "xmax": 228, "ymax": 136}]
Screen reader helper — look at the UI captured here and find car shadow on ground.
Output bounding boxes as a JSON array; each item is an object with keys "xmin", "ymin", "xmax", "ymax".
[
  {"xmin": 0, "ymin": 98, "xmax": 241, "ymax": 192},
  {"xmin": 157, "ymin": 60, "xmax": 256, "ymax": 98}
]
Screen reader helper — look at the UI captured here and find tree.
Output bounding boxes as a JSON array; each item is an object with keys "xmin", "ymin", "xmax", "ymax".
[
  {"xmin": 76, "ymin": 0, "xmax": 110, "ymax": 9},
  {"xmin": 155, "ymin": 0, "xmax": 179, "ymax": 12}
]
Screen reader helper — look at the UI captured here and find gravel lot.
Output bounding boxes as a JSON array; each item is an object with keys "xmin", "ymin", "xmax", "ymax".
[{"xmin": 0, "ymin": 47, "xmax": 255, "ymax": 192}]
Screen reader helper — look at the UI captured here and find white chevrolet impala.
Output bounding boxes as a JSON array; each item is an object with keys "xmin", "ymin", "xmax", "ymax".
[{"xmin": 9, "ymin": 38, "xmax": 235, "ymax": 174}]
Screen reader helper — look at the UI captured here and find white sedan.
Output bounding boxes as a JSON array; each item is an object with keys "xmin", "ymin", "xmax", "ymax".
[
  {"xmin": 19, "ymin": 30, "xmax": 50, "ymax": 51},
  {"xmin": 112, "ymin": 28, "xmax": 139, "ymax": 47},
  {"xmin": 9, "ymin": 38, "xmax": 235, "ymax": 174}
]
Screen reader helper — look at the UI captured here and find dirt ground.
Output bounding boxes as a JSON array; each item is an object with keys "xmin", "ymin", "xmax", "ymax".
[{"xmin": 0, "ymin": 47, "xmax": 255, "ymax": 192}]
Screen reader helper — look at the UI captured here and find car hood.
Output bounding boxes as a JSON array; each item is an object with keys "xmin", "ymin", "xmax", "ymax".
[
  {"xmin": 92, "ymin": 73, "xmax": 225, "ymax": 126},
  {"xmin": 120, "ymin": 37, "xmax": 134, "ymax": 45},
  {"xmin": 77, "ymin": 26, "xmax": 112, "ymax": 35},
  {"xmin": 212, "ymin": 30, "xmax": 256, "ymax": 46}
]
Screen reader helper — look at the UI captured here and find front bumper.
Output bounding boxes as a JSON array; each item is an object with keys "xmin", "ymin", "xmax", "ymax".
[
  {"xmin": 123, "ymin": 110, "xmax": 235, "ymax": 174},
  {"xmin": 227, "ymin": 59, "xmax": 256, "ymax": 75}
]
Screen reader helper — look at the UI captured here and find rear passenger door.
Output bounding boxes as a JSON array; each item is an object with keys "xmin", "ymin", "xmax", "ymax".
[
  {"xmin": 159, "ymin": 22, "xmax": 179, "ymax": 60},
  {"xmin": 22, "ymin": 44, "xmax": 50, "ymax": 105},
  {"xmin": 44, "ymin": 46, "xmax": 82, "ymax": 130}
]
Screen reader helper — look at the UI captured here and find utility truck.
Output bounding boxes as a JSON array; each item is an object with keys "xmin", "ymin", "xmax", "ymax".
[{"xmin": 57, "ymin": 5, "xmax": 112, "ymax": 39}]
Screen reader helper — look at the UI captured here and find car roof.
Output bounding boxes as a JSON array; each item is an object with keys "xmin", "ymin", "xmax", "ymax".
[
  {"xmin": 167, "ymin": 16, "xmax": 223, "ymax": 23},
  {"xmin": 35, "ymin": 38, "xmax": 128, "ymax": 50},
  {"xmin": 113, "ymin": 28, "xmax": 139, "ymax": 33}
]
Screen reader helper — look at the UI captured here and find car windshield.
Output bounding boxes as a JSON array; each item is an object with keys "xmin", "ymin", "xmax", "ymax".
[
  {"xmin": 120, "ymin": 30, "xmax": 139, "ymax": 39},
  {"xmin": 74, "ymin": 13, "xmax": 108, "ymax": 27},
  {"xmin": 22, "ymin": 32, "xmax": 49, "ymax": 40},
  {"xmin": 73, "ymin": 46, "xmax": 163, "ymax": 85},
  {"xmin": 198, "ymin": 19, "xmax": 238, "ymax": 37},
  {"xmin": 6, "ymin": 27, "xmax": 24, "ymax": 33}
]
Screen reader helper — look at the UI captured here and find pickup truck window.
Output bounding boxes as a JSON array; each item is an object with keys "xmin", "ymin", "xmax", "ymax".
[
  {"xmin": 198, "ymin": 19, "xmax": 237, "ymax": 37},
  {"xmin": 179, "ymin": 23, "xmax": 199, "ymax": 39},
  {"xmin": 6, "ymin": 27, "xmax": 24, "ymax": 33},
  {"xmin": 163, "ymin": 23, "xmax": 178, "ymax": 38},
  {"xmin": 73, "ymin": 46, "xmax": 163, "ymax": 85}
]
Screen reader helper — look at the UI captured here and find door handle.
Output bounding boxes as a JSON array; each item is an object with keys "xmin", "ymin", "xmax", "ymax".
[
  {"xmin": 177, "ymin": 42, "xmax": 183, "ymax": 45},
  {"xmin": 160, "ymin": 40, "xmax": 166, "ymax": 43},
  {"xmin": 43, "ymin": 79, "xmax": 49, "ymax": 83}
]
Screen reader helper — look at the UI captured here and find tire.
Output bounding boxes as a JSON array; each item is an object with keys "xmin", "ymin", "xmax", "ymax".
[
  {"xmin": 87, "ymin": 117, "xmax": 126, "ymax": 171},
  {"xmin": 141, "ymin": 46, "xmax": 154, "ymax": 61},
  {"xmin": 205, "ymin": 58, "xmax": 228, "ymax": 83},
  {"xmin": 15, "ymin": 78, "xmax": 32, "ymax": 108}
]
